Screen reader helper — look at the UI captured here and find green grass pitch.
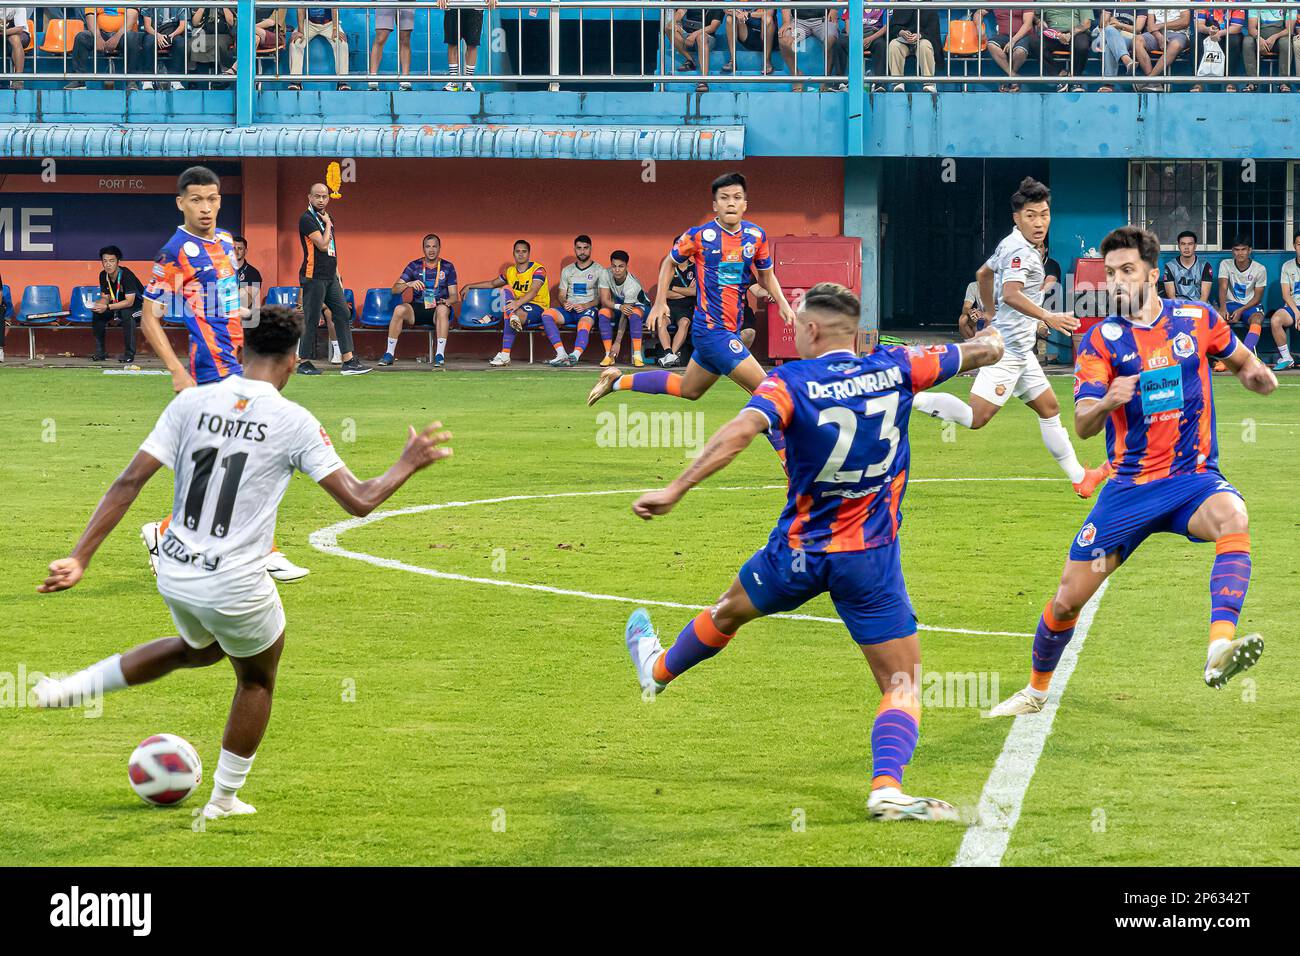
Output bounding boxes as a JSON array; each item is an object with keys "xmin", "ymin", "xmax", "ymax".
[{"xmin": 1, "ymin": 366, "xmax": 1296, "ymax": 866}]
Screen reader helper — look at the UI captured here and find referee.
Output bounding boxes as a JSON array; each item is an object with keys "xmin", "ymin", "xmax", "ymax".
[{"xmin": 298, "ymin": 183, "xmax": 369, "ymax": 375}]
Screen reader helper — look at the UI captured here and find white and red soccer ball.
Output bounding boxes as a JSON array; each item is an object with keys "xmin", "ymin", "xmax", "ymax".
[{"xmin": 127, "ymin": 734, "xmax": 202, "ymax": 807}]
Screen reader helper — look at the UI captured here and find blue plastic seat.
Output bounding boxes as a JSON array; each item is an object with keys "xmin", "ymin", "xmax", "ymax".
[
  {"xmin": 359, "ymin": 288, "xmax": 397, "ymax": 327},
  {"xmin": 67, "ymin": 285, "xmax": 100, "ymax": 324},
  {"xmin": 1, "ymin": 284, "xmax": 12, "ymax": 319},
  {"xmin": 456, "ymin": 288, "xmax": 503, "ymax": 329},
  {"xmin": 265, "ymin": 286, "xmax": 300, "ymax": 308},
  {"xmin": 17, "ymin": 285, "xmax": 64, "ymax": 324}
]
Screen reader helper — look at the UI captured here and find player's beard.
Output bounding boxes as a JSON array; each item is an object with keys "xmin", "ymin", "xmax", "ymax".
[{"xmin": 1115, "ymin": 283, "xmax": 1153, "ymax": 320}]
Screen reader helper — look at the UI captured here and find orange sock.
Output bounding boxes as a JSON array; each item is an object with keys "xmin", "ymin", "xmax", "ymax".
[{"xmin": 159, "ymin": 514, "xmax": 172, "ymax": 534}]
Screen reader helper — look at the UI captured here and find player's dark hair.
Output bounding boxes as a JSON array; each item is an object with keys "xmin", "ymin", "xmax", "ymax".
[
  {"xmin": 232, "ymin": 235, "xmax": 247, "ymax": 246},
  {"xmin": 1100, "ymin": 225, "xmax": 1161, "ymax": 271},
  {"xmin": 1010, "ymin": 176, "xmax": 1050, "ymax": 212},
  {"xmin": 98, "ymin": 245, "xmax": 123, "ymax": 260},
  {"xmin": 711, "ymin": 171, "xmax": 747, "ymax": 197},
  {"xmin": 1176, "ymin": 230, "xmax": 1197, "ymax": 244},
  {"xmin": 177, "ymin": 165, "xmax": 220, "ymax": 195},
  {"xmin": 610, "ymin": 249, "xmax": 630, "ymax": 265},
  {"xmin": 1232, "ymin": 235, "xmax": 1252, "ymax": 249},
  {"xmin": 574, "ymin": 234, "xmax": 592, "ymax": 247},
  {"xmin": 422, "ymin": 233, "xmax": 440, "ymax": 245},
  {"xmin": 801, "ymin": 282, "xmax": 860, "ymax": 322},
  {"xmin": 245, "ymin": 305, "xmax": 304, "ymax": 358},
  {"xmin": 513, "ymin": 239, "xmax": 530, "ymax": 252}
]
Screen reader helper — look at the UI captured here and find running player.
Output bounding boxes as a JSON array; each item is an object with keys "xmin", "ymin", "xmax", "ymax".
[
  {"xmin": 1268, "ymin": 231, "xmax": 1300, "ymax": 371},
  {"xmin": 988, "ymin": 226, "xmax": 1277, "ymax": 718},
  {"xmin": 137, "ymin": 165, "xmax": 310, "ymax": 583},
  {"xmin": 32, "ymin": 306, "xmax": 453, "ymax": 819},
  {"xmin": 547, "ymin": 235, "xmax": 607, "ymax": 366},
  {"xmin": 462, "ymin": 240, "xmax": 568, "ymax": 367},
  {"xmin": 595, "ymin": 249, "xmax": 650, "ymax": 367},
  {"xmin": 586, "ymin": 172, "xmax": 797, "ymax": 466},
  {"xmin": 623, "ymin": 282, "xmax": 1006, "ymax": 821},
  {"xmin": 911, "ymin": 177, "xmax": 1110, "ymax": 499}
]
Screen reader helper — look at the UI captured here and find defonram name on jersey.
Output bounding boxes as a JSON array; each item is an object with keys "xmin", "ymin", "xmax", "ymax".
[
  {"xmin": 139, "ymin": 375, "xmax": 344, "ymax": 604},
  {"xmin": 986, "ymin": 228, "xmax": 1045, "ymax": 356}
]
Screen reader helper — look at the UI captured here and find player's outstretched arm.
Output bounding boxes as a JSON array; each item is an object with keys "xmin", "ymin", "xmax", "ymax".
[
  {"xmin": 318, "ymin": 423, "xmax": 453, "ymax": 518},
  {"xmin": 38, "ymin": 451, "xmax": 165, "ymax": 593},
  {"xmin": 1221, "ymin": 344, "xmax": 1278, "ymax": 396},
  {"xmin": 955, "ymin": 326, "xmax": 1005, "ymax": 373},
  {"xmin": 141, "ymin": 299, "xmax": 195, "ymax": 392},
  {"xmin": 1001, "ymin": 279, "xmax": 1078, "ymax": 333},
  {"xmin": 632, "ymin": 410, "xmax": 767, "ymax": 520}
]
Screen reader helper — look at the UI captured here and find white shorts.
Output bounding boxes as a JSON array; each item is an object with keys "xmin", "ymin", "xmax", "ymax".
[
  {"xmin": 970, "ymin": 350, "xmax": 1051, "ymax": 407},
  {"xmin": 162, "ymin": 589, "xmax": 285, "ymax": 660}
]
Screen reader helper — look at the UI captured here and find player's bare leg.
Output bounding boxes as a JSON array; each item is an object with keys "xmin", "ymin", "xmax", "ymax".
[
  {"xmin": 381, "ymin": 303, "xmax": 415, "ymax": 366},
  {"xmin": 434, "ymin": 304, "xmax": 450, "ymax": 369},
  {"xmin": 204, "ymin": 632, "xmax": 285, "ymax": 820},
  {"xmin": 1186, "ymin": 493, "xmax": 1263, "ymax": 689},
  {"xmin": 1269, "ymin": 308, "xmax": 1295, "ymax": 370},
  {"xmin": 986, "ymin": 552, "xmax": 1120, "ymax": 718},
  {"xmin": 32, "ymin": 637, "xmax": 225, "ymax": 709},
  {"xmin": 861, "ymin": 634, "xmax": 960, "ymax": 822},
  {"xmin": 1025, "ymin": 386, "xmax": 1110, "ymax": 498}
]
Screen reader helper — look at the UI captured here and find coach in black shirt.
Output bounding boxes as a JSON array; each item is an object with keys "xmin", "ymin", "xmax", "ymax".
[
  {"xmin": 297, "ymin": 183, "xmax": 369, "ymax": 375},
  {"xmin": 91, "ymin": 244, "xmax": 143, "ymax": 362}
]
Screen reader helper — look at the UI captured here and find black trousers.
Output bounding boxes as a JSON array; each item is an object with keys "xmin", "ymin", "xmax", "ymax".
[
  {"xmin": 92, "ymin": 309, "xmax": 138, "ymax": 357},
  {"xmin": 299, "ymin": 276, "xmax": 354, "ymax": 360},
  {"xmin": 830, "ymin": 33, "xmax": 888, "ymax": 78},
  {"xmin": 126, "ymin": 31, "xmax": 188, "ymax": 76}
]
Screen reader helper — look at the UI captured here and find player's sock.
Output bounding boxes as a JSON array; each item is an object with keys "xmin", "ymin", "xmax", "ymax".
[
  {"xmin": 1243, "ymin": 324, "xmax": 1262, "ymax": 353},
  {"xmin": 1038, "ymin": 414, "xmax": 1087, "ymax": 484},
  {"xmin": 1278, "ymin": 342, "xmax": 1293, "ymax": 363},
  {"xmin": 630, "ymin": 311, "xmax": 644, "ymax": 355},
  {"xmin": 870, "ymin": 693, "xmax": 920, "ymax": 791},
  {"xmin": 464, "ymin": 63, "xmax": 476, "ymax": 77},
  {"xmin": 436, "ymin": 336, "xmax": 447, "ymax": 357},
  {"xmin": 46, "ymin": 653, "xmax": 129, "ymax": 702},
  {"xmin": 159, "ymin": 514, "xmax": 172, "ymax": 535},
  {"xmin": 597, "ymin": 309, "xmax": 615, "ymax": 354},
  {"xmin": 1029, "ymin": 603, "xmax": 1078, "ymax": 696},
  {"xmin": 501, "ymin": 327, "xmax": 516, "ymax": 354},
  {"xmin": 614, "ymin": 369, "xmax": 683, "ymax": 396},
  {"xmin": 651, "ymin": 610, "xmax": 734, "ymax": 684},
  {"xmin": 540, "ymin": 311, "xmax": 565, "ymax": 353},
  {"xmin": 209, "ymin": 748, "xmax": 256, "ymax": 810},
  {"xmin": 573, "ymin": 317, "xmax": 594, "ymax": 357},
  {"xmin": 386, "ymin": 337, "xmax": 399, "ymax": 355},
  {"xmin": 1209, "ymin": 532, "xmax": 1251, "ymax": 645},
  {"xmin": 913, "ymin": 391, "xmax": 974, "ymax": 428}
]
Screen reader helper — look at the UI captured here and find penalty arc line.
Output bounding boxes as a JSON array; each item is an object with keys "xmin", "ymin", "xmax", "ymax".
[
  {"xmin": 952, "ymin": 577, "xmax": 1110, "ymax": 867},
  {"xmin": 308, "ymin": 481, "xmax": 1056, "ymax": 639}
]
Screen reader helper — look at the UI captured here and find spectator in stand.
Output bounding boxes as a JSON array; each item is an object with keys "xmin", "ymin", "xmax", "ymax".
[
  {"xmin": 231, "ymin": 234, "xmax": 263, "ymax": 314},
  {"xmin": 129, "ymin": 7, "xmax": 188, "ymax": 89},
  {"xmin": 958, "ymin": 277, "xmax": 986, "ymax": 338},
  {"xmin": 886, "ymin": 0, "xmax": 941, "ymax": 92},
  {"xmin": 1268, "ymin": 231, "xmax": 1300, "ymax": 370},
  {"xmin": 381, "ymin": 233, "xmax": 458, "ymax": 370},
  {"xmin": 65, "ymin": 7, "xmax": 140, "ymax": 89},
  {"xmin": 977, "ymin": 5, "xmax": 1036, "ymax": 91},
  {"xmin": 2, "ymin": 7, "xmax": 30, "ymax": 90},
  {"xmin": 1191, "ymin": 4, "xmax": 1247, "ymax": 91},
  {"xmin": 1132, "ymin": 6, "xmax": 1190, "ymax": 91},
  {"xmin": 440, "ymin": 0, "xmax": 491, "ymax": 91},
  {"xmin": 828, "ymin": 6, "xmax": 887, "ymax": 91},
  {"xmin": 1244, "ymin": 0, "xmax": 1295, "ymax": 92},
  {"xmin": 1217, "ymin": 235, "xmax": 1267, "ymax": 368},
  {"xmin": 189, "ymin": 7, "xmax": 236, "ymax": 77},
  {"xmin": 778, "ymin": 4, "xmax": 839, "ymax": 93},
  {"xmin": 297, "ymin": 182, "xmax": 369, "ymax": 376},
  {"xmin": 369, "ymin": 0, "xmax": 415, "ymax": 90},
  {"xmin": 658, "ymin": 245, "xmax": 694, "ymax": 367},
  {"xmin": 1097, "ymin": 8, "xmax": 1146, "ymax": 91},
  {"xmin": 1161, "ymin": 229, "xmax": 1214, "ymax": 301},
  {"xmin": 289, "ymin": 7, "xmax": 349, "ymax": 90},
  {"xmin": 666, "ymin": 8, "xmax": 723, "ymax": 93},
  {"xmin": 721, "ymin": 4, "xmax": 778, "ymax": 76},
  {"xmin": 1024, "ymin": 5, "xmax": 1093, "ymax": 91},
  {"xmin": 91, "ymin": 245, "xmax": 143, "ymax": 363}
]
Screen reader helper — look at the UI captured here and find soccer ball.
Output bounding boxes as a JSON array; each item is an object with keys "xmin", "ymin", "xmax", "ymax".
[{"xmin": 127, "ymin": 734, "xmax": 202, "ymax": 807}]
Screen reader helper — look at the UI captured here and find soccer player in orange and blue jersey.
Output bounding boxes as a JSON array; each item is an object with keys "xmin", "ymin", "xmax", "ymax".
[
  {"xmin": 988, "ymin": 226, "xmax": 1278, "ymax": 718},
  {"xmin": 586, "ymin": 172, "xmax": 798, "ymax": 467},
  {"xmin": 623, "ymin": 282, "xmax": 1006, "ymax": 821},
  {"xmin": 137, "ymin": 165, "xmax": 310, "ymax": 583}
]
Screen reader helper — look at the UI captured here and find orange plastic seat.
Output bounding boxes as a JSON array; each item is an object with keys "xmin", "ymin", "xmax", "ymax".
[
  {"xmin": 944, "ymin": 20, "xmax": 986, "ymax": 55},
  {"xmin": 39, "ymin": 19, "xmax": 84, "ymax": 55},
  {"xmin": 24, "ymin": 19, "xmax": 35, "ymax": 52}
]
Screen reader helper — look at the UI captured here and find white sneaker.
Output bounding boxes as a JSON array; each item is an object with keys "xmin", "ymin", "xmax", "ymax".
[
  {"xmin": 329, "ymin": 341, "xmax": 342, "ymax": 364},
  {"xmin": 546, "ymin": 352, "xmax": 570, "ymax": 367},
  {"xmin": 568, "ymin": 350, "xmax": 582, "ymax": 364},
  {"xmin": 1204, "ymin": 634, "xmax": 1264, "ymax": 689},
  {"xmin": 398, "ymin": 81, "xmax": 412, "ymax": 91},
  {"xmin": 659, "ymin": 351, "xmax": 678, "ymax": 367},
  {"xmin": 867, "ymin": 786, "xmax": 961, "ymax": 822},
  {"xmin": 265, "ymin": 550, "xmax": 310, "ymax": 583},
  {"xmin": 169, "ymin": 81, "xmax": 183, "ymax": 91},
  {"xmin": 367, "ymin": 81, "xmax": 379, "ymax": 91},
  {"xmin": 463, "ymin": 81, "xmax": 476, "ymax": 92},
  {"xmin": 443, "ymin": 81, "xmax": 461, "ymax": 92},
  {"xmin": 140, "ymin": 520, "xmax": 161, "ymax": 576},
  {"xmin": 488, "ymin": 351, "xmax": 511, "ymax": 367},
  {"xmin": 984, "ymin": 687, "xmax": 1047, "ymax": 718},
  {"xmin": 625, "ymin": 608, "xmax": 667, "ymax": 695},
  {"xmin": 141, "ymin": 81, "xmax": 155, "ymax": 90},
  {"xmin": 32, "ymin": 676, "xmax": 73, "ymax": 709},
  {"xmin": 0, "ymin": 347, "xmax": 6, "ymax": 363},
  {"xmin": 203, "ymin": 796, "xmax": 257, "ymax": 820}
]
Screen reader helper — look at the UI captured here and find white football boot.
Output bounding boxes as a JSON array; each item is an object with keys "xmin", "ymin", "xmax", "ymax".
[
  {"xmin": 266, "ymin": 550, "xmax": 310, "ymax": 583},
  {"xmin": 867, "ymin": 787, "xmax": 961, "ymax": 822},
  {"xmin": 488, "ymin": 351, "xmax": 512, "ymax": 367},
  {"xmin": 984, "ymin": 687, "xmax": 1048, "ymax": 718},
  {"xmin": 140, "ymin": 520, "xmax": 161, "ymax": 576},
  {"xmin": 587, "ymin": 366, "xmax": 621, "ymax": 406},
  {"xmin": 1204, "ymin": 634, "xmax": 1264, "ymax": 689},
  {"xmin": 625, "ymin": 608, "xmax": 667, "ymax": 696},
  {"xmin": 31, "ymin": 677, "xmax": 73, "ymax": 709},
  {"xmin": 203, "ymin": 797, "xmax": 257, "ymax": 820}
]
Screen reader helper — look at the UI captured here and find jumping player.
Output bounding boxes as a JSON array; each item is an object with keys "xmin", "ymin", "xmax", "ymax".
[
  {"xmin": 623, "ymin": 282, "xmax": 1006, "ymax": 821},
  {"xmin": 586, "ymin": 172, "xmax": 797, "ymax": 466},
  {"xmin": 32, "ymin": 307, "xmax": 453, "ymax": 820},
  {"xmin": 911, "ymin": 177, "xmax": 1110, "ymax": 499},
  {"xmin": 988, "ymin": 226, "xmax": 1276, "ymax": 718},
  {"xmin": 138, "ymin": 165, "xmax": 310, "ymax": 583}
]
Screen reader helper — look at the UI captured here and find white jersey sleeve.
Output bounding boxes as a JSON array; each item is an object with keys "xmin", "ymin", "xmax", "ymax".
[
  {"xmin": 139, "ymin": 389, "xmax": 197, "ymax": 469},
  {"xmin": 1249, "ymin": 261, "xmax": 1268, "ymax": 291},
  {"xmin": 289, "ymin": 412, "xmax": 345, "ymax": 482}
]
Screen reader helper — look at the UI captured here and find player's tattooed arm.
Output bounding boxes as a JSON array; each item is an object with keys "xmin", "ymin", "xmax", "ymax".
[
  {"xmin": 1074, "ymin": 375, "xmax": 1138, "ymax": 439},
  {"xmin": 141, "ymin": 299, "xmax": 196, "ymax": 392},
  {"xmin": 632, "ymin": 411, "xmax": 768, "ymax": 519},
  {"xmin": 318, "ymin": 423, "xmax": 453, "ymax": 518},
  {"xmin": 1221, "ymin": 345, "xmax": 1279, "ymax": 396},
  {"xmin": 38, "ymin": 451, "xmax": 166, "ymax": 593}
]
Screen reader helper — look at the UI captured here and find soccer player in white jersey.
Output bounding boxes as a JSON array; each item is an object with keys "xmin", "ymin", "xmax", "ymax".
[
  {"xmin": 1268, "ymin": 231, "xmax": 1300, "ymax": 371},
  {"xmin": 912, "ymin": 177, "xmax": 1111, "ymax": 498},
  {"xmin": 32, "ymin": 306, "xmax": 453, "ymax": 821},
  {"xmin": 1216, "ymin": 236, "xmax": 1268, "ymax": 369}
]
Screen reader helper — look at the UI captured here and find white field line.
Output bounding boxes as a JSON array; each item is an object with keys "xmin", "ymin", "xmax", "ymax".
[{"xmin": 952, "ymin": 578, "xmax": 1111, "ymax": 867}]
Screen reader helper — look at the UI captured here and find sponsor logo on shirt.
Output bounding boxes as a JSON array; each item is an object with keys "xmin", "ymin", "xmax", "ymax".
[
  {"xmin": 182, "ymin": 241, "xmax": 201, "ymax": 257},
  {"xmin": 702, "ymin": 228, "xmax": 717, "ymax": 242},
  {"xmin": 1076, "ymin": 523, "xmax": 1097, "ymax": 548},
  {"xmin": 1172, "ymin": 332, "xmax": 1195, "ymax": 359}
]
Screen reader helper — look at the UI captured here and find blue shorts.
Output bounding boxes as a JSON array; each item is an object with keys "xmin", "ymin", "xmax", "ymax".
[
  {"xmin": 691, "ymin": 326, "xmax": 752, "ymax": 377},
  {"xmin": 1068, "ymin": 470, "xmax": 1242, "ymax": 563},
  {"xmin": 508, "ymin": 302, "xmax": 547, "ymax": 328},
  {"xmin": 546, "ymin": 304, "xmax": 598, "ymax": 326},
  {"xmin": 1227, "ymin": 301, "xmax": 1263, "ymax": 324},
  {"xmin": 738, "ymin": 537, "xmax": 917, "ymax": 645}
]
